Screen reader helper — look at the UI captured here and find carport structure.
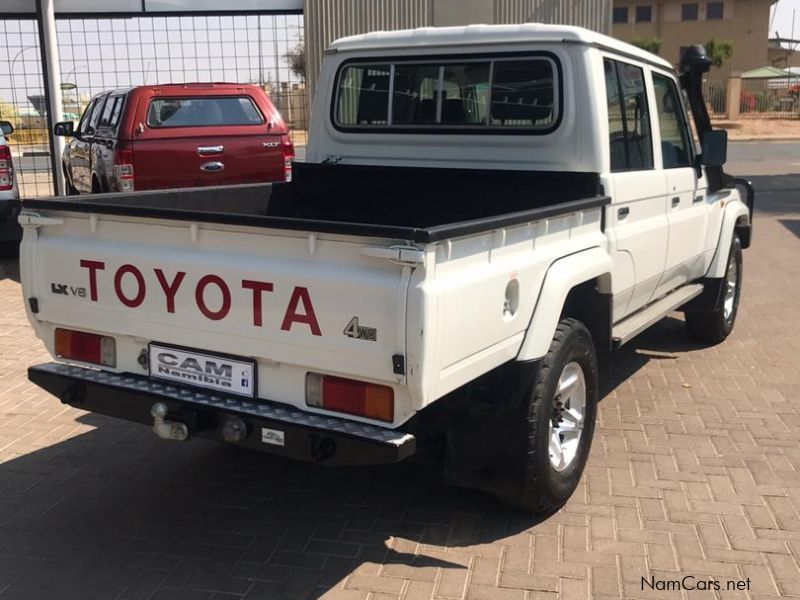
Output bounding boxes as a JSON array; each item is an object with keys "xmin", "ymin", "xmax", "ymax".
[{"xmin": 1, "ymin": 0, "xmax": 611, "ymax": 197}]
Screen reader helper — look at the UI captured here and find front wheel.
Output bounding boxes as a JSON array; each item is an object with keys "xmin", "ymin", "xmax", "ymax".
[
  {"xmin": 500, "ymin": 318, "xmax": 598, "ymax": 513},
  {"xmin": 685, "ymin": 235, "xmax": 742, "ymax": 344}
]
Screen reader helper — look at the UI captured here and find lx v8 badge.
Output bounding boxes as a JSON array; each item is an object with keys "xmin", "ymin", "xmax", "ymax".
[{"xmin": 343, "ymin": 317, "xmax": 377, "ymax": 342}]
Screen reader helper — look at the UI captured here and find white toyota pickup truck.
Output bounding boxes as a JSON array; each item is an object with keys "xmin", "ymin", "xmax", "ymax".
[{"xmin": 18, "ymin": 24, "xmax": 753, "ymax": 512}]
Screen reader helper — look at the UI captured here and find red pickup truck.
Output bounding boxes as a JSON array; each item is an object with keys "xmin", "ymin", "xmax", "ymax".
[{"xmin": 54, "ymin": 83, "xmax": 294, "ymax": 194}]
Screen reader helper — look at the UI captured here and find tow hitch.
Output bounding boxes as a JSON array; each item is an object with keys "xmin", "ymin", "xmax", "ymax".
[{"xmin": 151, "ymin": 402, "xmax": 190, "ymax": 441}]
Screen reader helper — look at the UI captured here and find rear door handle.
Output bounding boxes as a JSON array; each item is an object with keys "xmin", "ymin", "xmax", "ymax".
[
  {"xmin": 197, "ymin": 145, "xmax": 224, "ymax": 155},
  {"xmin": 693, "ymin": 194, "xmax": 704, "ymax": 203},
  {"xmin": 617, "ymin": 207, "xmax": 629, "ymax": 219},
  {"xmin": 671, "ymin": 196, "xmax": 681, "ymax": 208}
]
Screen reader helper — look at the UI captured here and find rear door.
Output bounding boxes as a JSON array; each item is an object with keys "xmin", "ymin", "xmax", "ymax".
[
  {"xmin": 603, "ymin": 57, "xmax": 668, "ymax": 321},
  {"xmin": 132, "ymin": 93, "xmax": 285, "ymax": 190}
]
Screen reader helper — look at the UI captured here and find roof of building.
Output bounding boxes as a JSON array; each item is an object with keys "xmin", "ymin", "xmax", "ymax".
[
  {"xmin": 741, "ymin": 66, "xmax": 795, "ymax": 79},
  {"xmin": 329, "ymin": 23, "xmax": 673, "ymax": 70}
]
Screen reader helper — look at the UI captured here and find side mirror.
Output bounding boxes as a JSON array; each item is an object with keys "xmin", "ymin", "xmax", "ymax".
[
  {"xmin": 53, "ymin": 121, "xmax": 75, "ymax": 137},
  {"xmin": 0, "ymin": 120, "xmax": 12, "ymax": 136},
  {"xmin": 701, "ymin": 130, "xmax": 727, "ymax": 167}
]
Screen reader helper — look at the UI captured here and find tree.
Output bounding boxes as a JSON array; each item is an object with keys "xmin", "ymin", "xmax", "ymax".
[
  {"xmin": 285, "ymin": 37, "xmax": 306, "ymax": 81},
  {"xmin": 705, "ymin": 38, "xmax": 734, "ymax": 68},
  {"xmin": 631, "ymin": 37, "xmax": 662, "ymax": 55}
]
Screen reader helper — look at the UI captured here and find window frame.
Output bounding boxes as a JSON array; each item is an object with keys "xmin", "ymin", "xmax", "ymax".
[
  {"xmin": 651, "ymin": 69, "xmax": 696, "ymax": 169},
  {"xmin": 76, "ymin": 98, "xmax": 97, "ymax": 136},
  {"xmin": 612, "ymin": 6, "xmax": 629, "ymax": 23},
  {"xmin": 603, "ymin": 56, "xmax": 655, "ymax": 173},
  {"xmin": 330, "ymin": 51, "xmax": 563, "ymax": 136},
  {"xmin": 97, "ymin": 95, "xmax": 124, "ymax": 132},
  {"xmin": 635, "ymin": 5, "xmax": 652, "ymax": 22},
  {"xmin": 84, "ymin": 93, "xmax": 108, "ymax": 137},
  {"xmin": 706, "ymin": 1, "xmax": 724, "ymax": 19},
  {"xmin": 145, "ymin": 95, "xmax": 265, "ymax": 129},
  {"xmin": 681, "ymin": 3, "xmax": 699, "ymax": 20}
]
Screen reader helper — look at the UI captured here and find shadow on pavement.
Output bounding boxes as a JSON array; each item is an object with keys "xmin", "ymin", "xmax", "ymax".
[
  {"xmin": 0, "ymin": 410, "xmax": 546, "ymax": 599},
  {"xmin": 743, "ymin": 174, "xmax": 800, "ymax": 215},
  {"xmin": 779, "ymin": 219, "xmax": 800, "ymax": 239},
  {"xmin": 0, "ymin": 257, "xmax": 20, "ymax": 283}
]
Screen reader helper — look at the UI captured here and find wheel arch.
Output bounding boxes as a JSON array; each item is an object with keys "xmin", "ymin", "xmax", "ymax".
[
  {"xmin": 706, "ymin": 199, "xmax": 750, "ymax": 279},
  {"xmin": 516, "ymin": 247, "xmax": 613, "ymax": 361}
]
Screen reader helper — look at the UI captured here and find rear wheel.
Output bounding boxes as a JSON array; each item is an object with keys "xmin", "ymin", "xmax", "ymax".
[
  {"xmin": 685, "ymin": 235, "xmax": 742, "ymax": 344},
  {"xmin": 499, "ymin": 318, "xmax": 598, "ymax": 513}
]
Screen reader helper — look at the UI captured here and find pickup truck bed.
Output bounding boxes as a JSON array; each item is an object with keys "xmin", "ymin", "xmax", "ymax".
[{"xmin": 24, "ymin": 162, "xmax": 606, "ymax": 242}]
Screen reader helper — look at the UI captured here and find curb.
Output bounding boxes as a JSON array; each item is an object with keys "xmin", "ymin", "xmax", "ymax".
[{"xmin": 729, "ymin": 137, "xmax": 800, "ymax": 142}]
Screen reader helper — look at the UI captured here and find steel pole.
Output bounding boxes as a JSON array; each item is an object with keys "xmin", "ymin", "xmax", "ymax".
[{"xmin": 36, "ymin": 0, "xmax": 65, "ymax": 196}]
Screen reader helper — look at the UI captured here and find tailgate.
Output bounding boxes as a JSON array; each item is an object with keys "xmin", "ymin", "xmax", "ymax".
[
  {"xmin": 133, "ymin": 133, "xmax": 285, "ymax": 190},
  {"xmin": 20, "ymin": 211, "xmax": 416, "ymax": 425}
]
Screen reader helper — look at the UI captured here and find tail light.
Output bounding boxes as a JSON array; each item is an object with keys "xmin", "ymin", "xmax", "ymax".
[
  {"xmin": 55, "ymin": 328, "xmax": 116, "ymax": 367},
  {"xmin": 0, "ymin": 145, "xmax": 13, "ymax": 191},
  {"xmin": 113, "ymin": 142, "xmax": 135, "ymax": 192},
  {"xmin": 280, "ymin": 134, "xmax": 294, "ymax": 182},
  {"xmin": 306, "ymin": 373, "xmax": 394, "ymax": 422}
]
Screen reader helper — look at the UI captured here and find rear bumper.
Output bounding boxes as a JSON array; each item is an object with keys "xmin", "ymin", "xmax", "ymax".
[{"xmin": 28, "ymin": 362, "xmax": 415, "ymax": 466}]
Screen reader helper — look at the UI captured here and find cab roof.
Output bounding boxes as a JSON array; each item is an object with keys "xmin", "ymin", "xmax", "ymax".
[{"xmin": 328, "ymin": 23, "xmax": 673, "ymax": 70}]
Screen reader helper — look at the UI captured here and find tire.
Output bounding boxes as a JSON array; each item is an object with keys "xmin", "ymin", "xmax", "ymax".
[
  {"xmin": 685, "ymin": 235, "xmax": 742, "ymax": 345},
  {"xmin": 500, "ymin": 318, "xmax": 599, "ymax": 513}
]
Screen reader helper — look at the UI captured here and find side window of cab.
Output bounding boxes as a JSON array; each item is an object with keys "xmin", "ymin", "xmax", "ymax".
[
  {"xmin": 603, "ymin": 58, "xmax": 654, "ymax": 172},
  {"xmin": 76, "ymin": 99, "xmax": 97, "ymax": 137},
  {"xmin": 652, "ymin": 73, "xmax": 694, "ymax": 168}
]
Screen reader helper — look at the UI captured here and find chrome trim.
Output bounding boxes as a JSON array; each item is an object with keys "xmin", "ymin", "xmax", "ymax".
[{"xmin": 197, "ymin": 145, "xmax": 224, "ymax": 155}]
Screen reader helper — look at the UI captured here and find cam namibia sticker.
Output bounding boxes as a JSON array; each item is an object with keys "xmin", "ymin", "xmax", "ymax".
[
  {"xmin": 149, "ymin": 344, "xmax": 256, "ymax": 397},
  {"xmin": 261, "ymin": 428, "xmax": 285, "ymax": 447}
]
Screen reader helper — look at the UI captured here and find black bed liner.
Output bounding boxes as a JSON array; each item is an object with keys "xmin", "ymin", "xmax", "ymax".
[{"xmin": 20, "ymin": 162, "xmax": 609, "ymax": 244}]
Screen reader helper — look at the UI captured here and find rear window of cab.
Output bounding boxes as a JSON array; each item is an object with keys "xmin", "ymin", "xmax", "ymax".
[
  {"xmin": 146, "ymin": 96, "xmax": 264, "ymax": 128},
  {"xmin": 333, "ymin": 54, "xmax": 561, "ymax": 134}
]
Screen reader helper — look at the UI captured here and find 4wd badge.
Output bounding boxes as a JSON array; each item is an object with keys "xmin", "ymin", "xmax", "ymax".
[{"xmin": 343, "ymin": 317, "xmax": 377, "ymax": 342}]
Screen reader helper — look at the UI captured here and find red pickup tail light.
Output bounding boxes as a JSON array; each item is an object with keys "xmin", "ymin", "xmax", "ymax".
[
  {"xmin": 0, "ymin": 145, "xmax": 13, "ymax": 191},
  {"xmin": 55, "ymin": 328, "xmax": 116, "ymax": 367},
  {"xmin": 306, "ymin": 373, "xmax": 394, "ymax": 422},
  {"xmin": 113, "ymin": 143, "xmax": 135, "ymax": 192},
  {"xmin": 280, "ymin": 134, "xmax": 294, "ymax": 182}
]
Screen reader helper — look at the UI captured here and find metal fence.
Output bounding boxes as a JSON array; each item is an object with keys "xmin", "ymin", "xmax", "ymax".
[
  {"xmin": 739, "ymin": 77, "xmax": 800, "ymax": 119},
  {"xmin": 0, "ymin": 12, "xmax": 306, "ymax": 199},
  {"xmin": 702, "ymin": 78, "xmax": 727, "ymax": 120}
]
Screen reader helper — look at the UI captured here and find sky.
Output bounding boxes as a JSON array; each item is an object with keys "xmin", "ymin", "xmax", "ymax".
[
  {"xmin": 771, "ymin": 0, "xmax": 800, "ymax": 42},
  {"xmin": 0, "ymin": 14, "xmax": 304, "ymax": 110}
]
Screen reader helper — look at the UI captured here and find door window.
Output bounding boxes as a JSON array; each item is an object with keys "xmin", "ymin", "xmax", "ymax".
[
  {"xmin": 652, "ymin": 73, "xmax": 693, "ymax": 168},
  {"xmin": 76, "ymin": 99, "xmax": 96, "ymax": 136},
  {"xmin": 604, "ymin": 58, "xmax": 653, "ymax": 172},
  {"xmin": 85, "ymin": 95, "xmax": 106, "ymax": 136}
]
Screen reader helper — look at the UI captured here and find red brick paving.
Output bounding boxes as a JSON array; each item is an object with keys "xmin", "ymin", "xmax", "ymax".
[{"xmin": 1, "ymin": 180, "xmax": 799, "ymax": 599}]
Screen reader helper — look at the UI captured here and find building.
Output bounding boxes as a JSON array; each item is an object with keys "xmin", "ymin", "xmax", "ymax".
[
  {"xmin": 611, "ymin": 0, "xmax": 776, "ymax": 77},
  {"xmin": 769, "ymin": 37, "xmax": 800, "ymax": 69},
  {"xmin": 305, "ymin": 0, "xmax": 613, "ymax": 99}
]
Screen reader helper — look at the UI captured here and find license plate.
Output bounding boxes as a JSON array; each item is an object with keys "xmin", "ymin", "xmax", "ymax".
[{"xmin": 148, "ymin": 343, "xmax": 256, "ymax": 398}]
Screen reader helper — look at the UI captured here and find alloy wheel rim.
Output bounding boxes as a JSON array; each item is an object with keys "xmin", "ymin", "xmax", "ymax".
[
  {"xmin": 723, "ymin": 256, "xmax": 738, "ymax": 322},
  {"xmin": 549, "ymin": 361, "xmax": 586, "ymax": 472}
]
